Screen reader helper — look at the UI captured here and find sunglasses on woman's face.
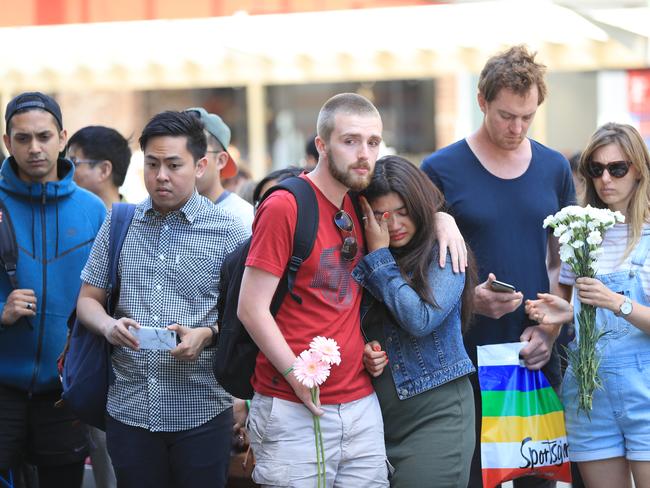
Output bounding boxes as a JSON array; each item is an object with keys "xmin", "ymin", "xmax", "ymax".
[
  {"xmin": 334, "ymin": 210, "xmax": 358, "ymax": 261},
  {"xmin": 586, "ymin": 160, "xmax": 632, "ymax": 179}
]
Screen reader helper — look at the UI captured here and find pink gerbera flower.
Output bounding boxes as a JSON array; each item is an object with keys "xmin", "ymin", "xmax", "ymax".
[
  {"xmin": 309, "ymin": 336, "xmax": 341, "ymax": 366},
  {"xmin": 293, "ymin": 350, "xmax": 331, "ymax": 388}
]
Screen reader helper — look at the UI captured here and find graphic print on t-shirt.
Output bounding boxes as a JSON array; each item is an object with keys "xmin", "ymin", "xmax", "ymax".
[{"xmin": 310, "ymin": 245, "xmax": 358, "ymax": 307}]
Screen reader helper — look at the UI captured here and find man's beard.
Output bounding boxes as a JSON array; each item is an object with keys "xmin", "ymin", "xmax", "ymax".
[{"xmin": 327, "ymin": 149, "xmax": 372, "ymax": 191}]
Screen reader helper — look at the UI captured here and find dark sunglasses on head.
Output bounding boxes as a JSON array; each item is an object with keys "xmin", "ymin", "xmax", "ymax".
[
  {"xmin": 586, "ymin": 160, "xmax": 632, "ymax": 179},
  {"xmin": 334, "ymin": 210, "xmax": 358, "ymax": 261}
]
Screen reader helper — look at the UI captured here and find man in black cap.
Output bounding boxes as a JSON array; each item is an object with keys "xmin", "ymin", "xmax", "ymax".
[{"xmin": 0, "ymin": 92, "xmax": 106, "ymax": 488}]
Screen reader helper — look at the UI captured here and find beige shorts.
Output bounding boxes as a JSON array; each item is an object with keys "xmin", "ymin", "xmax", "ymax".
[{"xmin": 247, "ymin": 392, "xmax": 389, "ymax": 488}]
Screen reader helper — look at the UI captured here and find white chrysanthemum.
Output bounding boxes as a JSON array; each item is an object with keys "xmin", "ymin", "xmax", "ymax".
[
  {"xmin": 543, "ymin": 215, "xmax": 555, "ymax": 229},
  {"xmin": 586, "ymin": 230, "xmax": 602, "ymax": 246},
  {"xmin": 571, "ymin": 240, "xmax": 585, "ymax": 249},
  {"xmin": 553, "ymin": 224, "xmax": 567, "ymax": 237},
  {"xmin": 560, "ymin": 244, "xmax": 575, "ymax": 262}
]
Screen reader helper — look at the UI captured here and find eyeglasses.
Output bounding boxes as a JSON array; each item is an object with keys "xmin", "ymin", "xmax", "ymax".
[
  {"xmin": 70, "ymin": 157, "xmax": 102, "ymax": 167},
  {"xmin": 586, "ymin": 160, "xmax": 632, "ymax": 179},
  {"xmin": 334, "ymin": 210, "xmax": 358, "ymax": 261}
]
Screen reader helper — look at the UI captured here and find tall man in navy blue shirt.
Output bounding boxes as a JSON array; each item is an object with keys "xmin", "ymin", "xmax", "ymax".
[{"xmin": 421, "ymin": 46, "xmax": 575, "ymax": 488}]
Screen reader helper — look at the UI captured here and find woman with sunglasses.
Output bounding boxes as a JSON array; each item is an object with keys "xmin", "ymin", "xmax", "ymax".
[
  {"xmin": 526, "ymin": 122, "xmax": 650, "ymax": 488},
  {"xmin": 351, "ymin": 155, "xmax": 477, "ymax": 487}
]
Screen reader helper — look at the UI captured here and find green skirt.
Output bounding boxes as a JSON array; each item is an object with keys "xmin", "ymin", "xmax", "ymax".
[{"xmin": 373, "ymin": 370, "xmax": 475, "ymax": 488}]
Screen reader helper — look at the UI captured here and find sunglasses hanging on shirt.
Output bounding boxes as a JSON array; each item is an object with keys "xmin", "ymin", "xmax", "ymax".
[{"xmin": 333, "ymin": 210, "xmax": 358, "ymax": 261}]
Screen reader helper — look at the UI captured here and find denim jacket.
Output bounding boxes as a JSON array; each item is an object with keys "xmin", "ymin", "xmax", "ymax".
[{"xmin": 352, "ymin": 246, "xmax": 475, "ymax": 400}]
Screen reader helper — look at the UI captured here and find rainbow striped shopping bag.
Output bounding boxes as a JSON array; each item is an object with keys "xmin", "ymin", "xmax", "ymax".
[{"xmin": 477, "ymin": 342, "xmax": 571, "ymax": 488}]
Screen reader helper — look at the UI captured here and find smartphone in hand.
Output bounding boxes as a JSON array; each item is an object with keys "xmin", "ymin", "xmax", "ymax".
[
  {"xmin": 490, "ymin": 279, "xmax": 516, "ymax": 293},
  {"xmin": 130, "ymin": 326, "xmax": 177, "ymax": 350}
]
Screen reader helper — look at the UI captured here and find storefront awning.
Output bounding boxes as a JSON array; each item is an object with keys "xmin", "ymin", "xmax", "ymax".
[{"xmin": 0, "ymin": 0, "xmax": 646, "ymax": 94}]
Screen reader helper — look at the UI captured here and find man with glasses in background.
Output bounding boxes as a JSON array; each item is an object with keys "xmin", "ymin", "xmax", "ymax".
[
  {"xmin": 65, "ymin": 125, "xmax": 132, "ymax": 488},
  {"xmin": 67, "ymin": 125, "xmax": 132, "ymax": 210}
]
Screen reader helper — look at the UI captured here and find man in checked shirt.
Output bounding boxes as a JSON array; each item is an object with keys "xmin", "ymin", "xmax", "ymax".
[{"xmin": 76, "ymin": 111, "xmax": 248, "ymax": 487}]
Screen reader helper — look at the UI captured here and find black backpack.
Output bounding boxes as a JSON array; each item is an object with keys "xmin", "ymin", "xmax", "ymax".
[{"xmin": 214, "ymin": 177, "xmax": 318, "ymax": 399}]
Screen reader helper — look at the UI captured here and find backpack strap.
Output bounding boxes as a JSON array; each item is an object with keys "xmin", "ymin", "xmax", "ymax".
[
  {"xmin": 0, "ymin": 197, "xmax": 32, "ymax": 329},
  {"xmin": 0, "ymin": 198, "xmax": 19, "ymax": 289},
  {"xmin": 348, "ymin": 191, "xmax": 363, "ymax": 224},
  {"xmin": 106, "ymin": 203, "xmax": 136, "ymax": 315},
  {"xmin": 261, "ymin": 177, "xmax": 319, "ymax": 306}
]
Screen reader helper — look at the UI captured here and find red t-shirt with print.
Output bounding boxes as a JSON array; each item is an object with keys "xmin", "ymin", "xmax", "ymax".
[{"xmin": 245, "ymin": 175, "xmax": 373, "ymax": 404}]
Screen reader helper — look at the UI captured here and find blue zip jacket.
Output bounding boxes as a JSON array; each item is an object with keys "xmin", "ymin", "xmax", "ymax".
[
  {"xmin": 0, "ymin": 157, "xmax": 105, "ymax": 393},
  {"xmin": 352, "ymin": 246, "xmax": 475, "ymax": 400}
]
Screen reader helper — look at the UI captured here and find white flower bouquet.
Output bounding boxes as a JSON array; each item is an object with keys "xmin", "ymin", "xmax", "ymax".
[{"xmin": 543, "ymin": 205, "xmax": 624, "ymax": 415}]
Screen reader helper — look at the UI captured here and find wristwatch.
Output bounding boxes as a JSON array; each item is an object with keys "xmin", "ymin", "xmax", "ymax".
[
  {"xmin": 208, "ymin": 325, "xmax": 219, "ymax": 347},
  {"xmin": 615, "ymin": 296, "xmax": 633, "ymax": 317}
]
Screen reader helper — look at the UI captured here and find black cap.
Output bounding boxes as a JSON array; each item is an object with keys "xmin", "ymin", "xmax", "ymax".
[{"xmin": 5, "ymin": 92, "xmax": 63, "ymax": 129}]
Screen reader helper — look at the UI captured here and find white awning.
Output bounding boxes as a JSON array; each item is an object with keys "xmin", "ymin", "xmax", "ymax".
[{"xmin": 0, "ymin": 0, "xmax": 646, "ymax": 94}]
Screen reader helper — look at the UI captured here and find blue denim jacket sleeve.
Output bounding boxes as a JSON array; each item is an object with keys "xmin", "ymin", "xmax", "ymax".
[{"xmin": 352, "ymin": 247, "xmax": 465, "ymax": 338}]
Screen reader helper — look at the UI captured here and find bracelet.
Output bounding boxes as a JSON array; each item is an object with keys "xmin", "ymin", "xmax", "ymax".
[
  {"xmin": 245, "ymin": 399, "xmax": 251, "ymax": 411},
  {"xmin": 282, "ymin": 366, "xmax": 294, "ymax": 377}
]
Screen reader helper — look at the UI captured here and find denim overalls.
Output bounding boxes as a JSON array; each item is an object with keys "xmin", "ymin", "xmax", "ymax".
[{"xmin": 562, "ymin": 231, "xmax": 650, "ymax": 462}]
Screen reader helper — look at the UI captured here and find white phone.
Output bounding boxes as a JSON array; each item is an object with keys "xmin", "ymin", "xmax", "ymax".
[{"xmin": 130, "ymin": 326, "xmax": 177, "ymax": 350}]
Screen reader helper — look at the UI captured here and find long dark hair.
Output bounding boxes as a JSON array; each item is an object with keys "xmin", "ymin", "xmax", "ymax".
[{"xmin": 362, "ymin": 155, "xmax": 476, "ymax": 331}]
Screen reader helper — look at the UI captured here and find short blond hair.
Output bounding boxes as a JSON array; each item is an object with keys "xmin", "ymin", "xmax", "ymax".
[{"xmin": 316, "ymin": 93, "xmax": 381, "ymax": 142}]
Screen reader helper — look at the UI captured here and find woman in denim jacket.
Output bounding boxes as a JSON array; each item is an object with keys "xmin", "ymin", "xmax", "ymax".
[{"xmin": 352, "ymin": 156, "xmax": 477, "ymax": 487}]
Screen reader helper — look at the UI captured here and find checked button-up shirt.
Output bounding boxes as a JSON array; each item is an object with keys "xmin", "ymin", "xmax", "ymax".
[{"xmin": 81, "ymin": 191, "xmax": 248, "ymax": 432}]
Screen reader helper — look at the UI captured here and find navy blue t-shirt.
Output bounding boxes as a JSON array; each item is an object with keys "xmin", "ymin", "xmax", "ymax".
[{"xmin": 421, "ymin": 139, "xmax": 575, "ymax": 385}]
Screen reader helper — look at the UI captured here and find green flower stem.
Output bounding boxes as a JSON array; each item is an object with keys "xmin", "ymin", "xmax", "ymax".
[
  {"xmin": 312, "ymin": 413, "xmax": 321, "ymax": 488},
  {"xmin": 567, "ymin": 243, "xmax": 605, "ymax": 417},
  {"xmin": 311, "ymin": 387, "xmax": 325, "ymax": 488},
  {"xmin": 567, "ymin": 302, "xmax": 604, "ymax": 418},
  {"xmin": 317, "ymin": 416, "xmax": 325, "ymax": 480}
]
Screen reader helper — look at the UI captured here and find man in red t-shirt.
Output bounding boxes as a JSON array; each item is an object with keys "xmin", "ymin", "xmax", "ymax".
[{"xmin": 239, "ymin": 93, "xmax": 388, "ymax": 487}]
